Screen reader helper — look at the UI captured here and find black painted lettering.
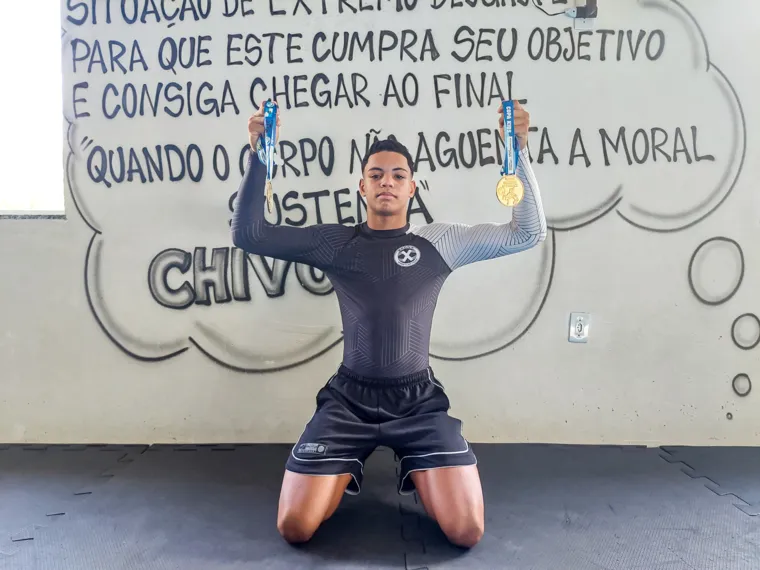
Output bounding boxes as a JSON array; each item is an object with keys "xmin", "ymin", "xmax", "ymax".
[
  {"xmin": 313, "ymin": 137, "xmax": 336, "ymax": 176},
  {"xmin": 282, "ymin": 191, "xmax": 308, "ymax": 226},
  {"xmin": 73, "ymin": 82, "xmax": 90, "ymax": 118},
  {"xmin": 165, "ymin": 144, "xmax": 186, "ymax": 181},
  {"xmin": 127, "ymin": 147, "xmax": 147, "ymax": 182},
  {"xmin": 451, "ymin": 26, "xmax": 475, "ymax": 62},
  {"xmin": 311, "ymin": 30, "xmax": 437, "ymax": 63},
  {"xmin": 187, "ymin": 144, "xmax": 203, "ymax": 182},
  {"xmin": 251, "ymin": 74, "xmax": 369, "ymax": 110},
  {"xmin": 296, "ymin": 264, "xmax": 333, "ymax": 295},
  {"xmin": 213, "ymin": 144, "xmax": 230, "ymax": 180},
  {"xmin": 355, "ymin": 190, "xmax": 368, "ymax": 223},
  {"xmin": 692, "ymin": 126, "xmax": 714, "ymax": 162},
  {"xmin": 339, "ymin": 0, "xmax": 358, "ymax": 13},
  {"xmin": 159, "ymin": 36, "xmax": 213, "ymax": 73},
  {"xmin": 435, "ymin": 132, "xmax": 457, "ymax": 168},
  {"xmin": 86, "ymin": 144, "xmax": 213, "ymax": 185},
  {"xmin": 278, "ymin": 140, "xmax": 300, "ymax": 177},
  {"xmin": 143, "ymin": 146, "xmax": 164, "ymax": 182},
  {"xmin": 414, "ymin": 135, "xmax": 435, "ymax": 172},
  {"xmin": 527, "ymin": 28, "xmax": 544, "ymax": 60},
  {"xmin": 536, "ymin": 127, "xmax": 559, "ymax": 165},
  {"xmin": 287, "ymin": 33, "xmax": 304, "ymax": 63},
  {"xmin": 264, "ymin": 32, "xmax": 285, "ymax": 63},
  {"xmin": 459, "ymin": 132, "xmax": 476, "ymax": 168},
  {"xmin": 226, "ymin": 34, "xmax": 251, "ymax": 66},
  {"xmin": 299, "ymin": 138, "xmax": 317, "ymax": 176},
  {"xmin": 433, "ymin": 72, "xmax": 508, "ymax": 109},
  {"xmin": 672, "ymin": 128, "xmax": 691, "ymax": 163},
  {"xmin": 87, "ymin": 146, "xmax": 111, "ymax": 188},
  {"xmin": 223, "ymin": 0, "xmax": 255, "ymax": 16},
  {"xmin": 379, "ymin": 31, "xmax": 399, "ymax": 60},
  {"xmin": 600, "ymin": 127, "xmax": 632, "ymax": 166},
  {"xmin": 148, "ymin": 248, "xmax": 195, "ymax": 309},
  {"xmin": 293, "ymin": 0, "xmax": 312, "ymax": 15},
  {"xmin": 402, "ymin": 74, "xmax": 419, "ymax": 105},
  {"xmin": 248, "ymin": 255, "xmax": 290, "ymax": 298},
  {"xmin": 66, "ymin": 0, "xmax": 89, "ymax": 25},
  {"xmin": 651, "ymin": 127, "xmax": 670, "ymax": 163},
  {"xmin": 407, "ymin": 191, "xmax": 433, "ymax": 224},
  {"xmin": 383, "ymin": 75, "xmax": 403, "ymax": 107},
  {"xmin": 646, "ymin": 30, "xmax": 665, "ymax": 59},
  {"xmin": 569, "ymin": 128, "xmax": 590, "ymax": 167},
  {"xmin": 476, "ymin": 128, "xmax": 495, "ymax": 166},
  {"xmin": 334, "ymin": 188, "xmax": 355, "ymax": 224},
  {"xmin": 545, "ymin": 27, "xmax": 564, "ymax": 62},
  {"xmin": 625, "ymin": 30, "xmax": 645, "ymax": 60},
  {"xmin": 577, "ymin": 31, "xmax": 592, "ymax": 61},
  {"xmin": 497, "ymin": 28, "xmax": 518, "ymax": 61},
  {"xmin": 398, "ymin": 30, "xmax": 416, "ymax": 61},
  {"xmin": 631, "ymin": 128, "xmax": 649, "ymax": 164},
  {"xmin": 102, "ymin": 80, "xmax": 239, "ymax": 119},
  {"xmin": 230, "ymin": 248, "xmax": 251, "ymax": 302},
  {"xmin": 352, "ymin": 73, "xmax": 370, "ymax": 106},
  {"xmin": 596, "ymin": 29, "xmax": 614, "ymax": 61},
  {"xmin": 302, "ymin": 190, "xmax": 331, "ymax": 223},
  {"xmin": 108, "ymin": 148, "xmax": 126, "ymax": 183},
  {"xmin": 194, "ymin": 247, "xmax": 231, "ymax": 306},
  {"xmin": 598, "ymin": 126, "xmax": 710, "ymax": 166},
  {"xmin": 433, "ymin": 74, "xmax": 451, "ymax": 108}
]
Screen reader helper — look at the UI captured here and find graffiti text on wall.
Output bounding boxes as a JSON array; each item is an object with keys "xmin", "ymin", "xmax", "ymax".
[{"xmin": 62, "ymin": 0, "xmax": 745, "ymax": 375}]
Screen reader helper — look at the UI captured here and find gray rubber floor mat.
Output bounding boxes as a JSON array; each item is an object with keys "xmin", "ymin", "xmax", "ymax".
[
  {"xmin": 2, "ymin": 444, "xmax": 759, "ymax": 570},
  {"xmin": 2, "ymin": 444, "xmax": 407, "ymax": 569},
  {"xmin": 660, "ymin": 446, "xmax": 760, "ymax": 516},
  {"xmin": 400, "ymin": 445, "xmax": 760, "ymax": 570},
  {"xmin": 0, "ymin": 445, "xmax": 145, "ymax": 555}
]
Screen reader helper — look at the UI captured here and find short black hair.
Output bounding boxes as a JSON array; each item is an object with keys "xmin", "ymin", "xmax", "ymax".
[{"xmin": 361, "ymin": 138, "xmax": 415, "ymax": 176}]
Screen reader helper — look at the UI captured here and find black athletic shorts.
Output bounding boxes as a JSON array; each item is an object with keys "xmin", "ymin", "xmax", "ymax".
[{"xmin": 285, "ymin": 365, "xmax": 477, "ymax": 495}]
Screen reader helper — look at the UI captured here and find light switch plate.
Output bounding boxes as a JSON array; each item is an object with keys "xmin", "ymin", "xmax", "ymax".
[
  {"xmin": 573, "ymin": 17, "xmax": 596, "ymax": 30},
  {"xmin": 569, "ymin": 313, "xmax": 590, "ymax": 343}
]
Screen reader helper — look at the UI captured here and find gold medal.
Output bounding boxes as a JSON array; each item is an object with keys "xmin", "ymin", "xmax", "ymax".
[
  {"xmin": 496, "ymin": 175, "xmax": 524, "ymax": 207},
  {"xmin": 265, "ymin": 180, "xmax": 274, "ymax": 213}
]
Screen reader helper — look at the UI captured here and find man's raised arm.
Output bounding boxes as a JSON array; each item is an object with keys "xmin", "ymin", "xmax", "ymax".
[
  {"xmin": 230, "ymin": 108, "xmax": 349, "ymax": 269},
  {"xmin": 410, "ymin": 146, "xmax": 547, "ymax": 271}
]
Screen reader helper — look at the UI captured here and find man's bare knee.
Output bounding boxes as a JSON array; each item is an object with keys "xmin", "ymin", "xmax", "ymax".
[
  {"xmin": 277, "ymin": 510, "xmax": 320, "ymax": 544},
  {"xmin": 439, "ymin": 516, "xmax": 484, "ymax": 549},
  {"xmin": 276, "ymin": 471, "xmax": 351, "ymax": 543}
]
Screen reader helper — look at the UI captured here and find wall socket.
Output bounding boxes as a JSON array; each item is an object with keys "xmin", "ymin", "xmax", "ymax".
[{"xmin": 568, "ymin": 313, "xmax": 590, "ymax": 343}]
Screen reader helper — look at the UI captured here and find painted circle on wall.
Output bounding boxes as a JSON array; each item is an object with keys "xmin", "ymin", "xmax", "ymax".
[
  {"xmin": 731, "ymin": 313, "xmax": 760, "ymax": 350},
  {"xmin": 687, "ymin": 237, "xmax": 744, "ymax": 305},
  {"xmin": 732, "ymin": 373, "xmax": 752, "ymax": 398}
]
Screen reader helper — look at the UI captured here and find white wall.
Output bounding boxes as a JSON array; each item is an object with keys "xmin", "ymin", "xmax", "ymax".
[{"xmin": 1, "ymin": 0, "xmax": 758, "ymax": 445}]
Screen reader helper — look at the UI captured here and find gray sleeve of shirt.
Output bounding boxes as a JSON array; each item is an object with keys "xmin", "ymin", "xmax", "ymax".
[{"xmin": 409, "ymin": 147, "xmax": 547, "ymax": 271}]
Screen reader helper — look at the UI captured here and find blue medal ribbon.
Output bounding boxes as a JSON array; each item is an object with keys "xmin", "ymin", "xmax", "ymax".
[
  {"xmin": 501, "ymin": 99, "xmax": 519, "ymax": 178},
  {"xmin": 256, "ymin": 101, "xmax": 277, "ymax": 179}
]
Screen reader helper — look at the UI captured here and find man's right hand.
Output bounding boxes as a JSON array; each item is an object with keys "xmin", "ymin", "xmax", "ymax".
[{"xmin": 248, "ymin": 99, "xmax": 281, "ymax": 151}]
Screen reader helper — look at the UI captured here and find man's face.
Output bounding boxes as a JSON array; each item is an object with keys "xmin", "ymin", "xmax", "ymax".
[{"xmin": 359, "ymin": 151, "xmax": 416, "ymax": 217}]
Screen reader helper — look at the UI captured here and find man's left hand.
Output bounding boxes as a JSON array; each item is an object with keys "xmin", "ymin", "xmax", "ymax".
[{"xmin": 497, "ymin": 100, "xmax": 530, "ymax": 150}]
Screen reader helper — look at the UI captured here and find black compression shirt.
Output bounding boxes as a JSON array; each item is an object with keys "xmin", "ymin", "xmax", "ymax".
[{"xmin": 231, "ymin": 146, "xmax": 547, "ymax": 378}]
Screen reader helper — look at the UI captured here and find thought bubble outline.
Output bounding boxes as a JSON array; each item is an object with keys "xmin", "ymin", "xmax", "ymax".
[
  {"xmin": 687, "ymin": 236, "xmax": 744, "ymax": 306},
  {"xmin": 732, "ymin": 373, "xmax": 752, "ymax": 398},
  {"xmin": 612, "ymin": 0, "xmax": 748, "ymax": 233},
  {"xmin": 545, "ymin": 0, "xmax": 747, "ymax": 233},
  {"xmin": 731, "ymin": 314, "xmax": 760, "ymax": 351},
  {"xmin": 65, "ymin": 113, "xmax": 345, "ymax": 371}
]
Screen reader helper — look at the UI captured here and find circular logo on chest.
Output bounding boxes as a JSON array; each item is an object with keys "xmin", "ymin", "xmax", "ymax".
[{"xmin": 394, "ymin": 245, "xmax": 421, "ymax": 267}]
